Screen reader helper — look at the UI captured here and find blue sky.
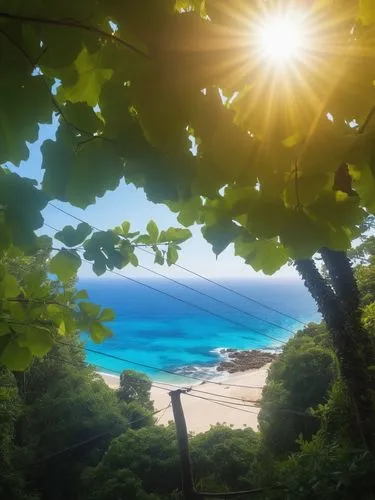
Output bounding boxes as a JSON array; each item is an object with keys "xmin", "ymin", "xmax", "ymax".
[{"xmin": 15, "ymin": 124, "xmax": 298, "ymax": 280}]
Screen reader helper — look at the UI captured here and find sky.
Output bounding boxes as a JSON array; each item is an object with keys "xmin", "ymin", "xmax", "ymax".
[{"xmin": 14, "ymin": 123, "xmax": 299, "ymax": 280}]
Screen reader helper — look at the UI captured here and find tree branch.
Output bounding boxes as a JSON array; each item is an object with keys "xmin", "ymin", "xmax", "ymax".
[{"xmin": 0, "ymin": 11, "xmax": 150, "ymax": 59}]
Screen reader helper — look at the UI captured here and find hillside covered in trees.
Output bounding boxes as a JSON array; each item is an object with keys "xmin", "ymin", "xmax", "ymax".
[{"xmin": 2, "ymin": 0, "xmax": 375, "ymax": 498}]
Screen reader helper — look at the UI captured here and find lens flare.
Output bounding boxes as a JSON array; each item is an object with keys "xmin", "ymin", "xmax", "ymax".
[{"xmin": 257, "ymin": 13, "xmax": 306, "ymax": 63}]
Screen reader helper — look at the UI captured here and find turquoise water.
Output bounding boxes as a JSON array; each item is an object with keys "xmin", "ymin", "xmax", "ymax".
[{"xmin": 80, "ymin": 278, "xmax": 319, "ymax": 382}]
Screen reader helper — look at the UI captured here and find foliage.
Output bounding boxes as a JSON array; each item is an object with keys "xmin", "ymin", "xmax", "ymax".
[
  {"xmin": 82, "ymin": 423, "xmax": 263, "ymax": 499},
  {"xmin": 82, "ymin": 424, "xmax": 180, "ymax": 499},
  {"xmin": 0, "ymin": 249, "xmax": 117, "ymax": 370},
  {"xmin": 190, "ymin": 425, "xmax": 259, "ymax": 492},
  {"xmin": 351, "ymin": 236, "xmax": 375, "ymax": 308},
  {"xmin": 117, "ymin": 369, "xmax": 153, "ymax": 409},
  {"xmin": 0, "ymin": 369, "xmax": 36, "ymax": 500},
  {"xmin": 259, "ymin": 323, "xmax": 338, "ymax": 456},
  {"xmin": 8, "ymin": 343, "xmax": 127, "ymax": 500},
  {"xmin": 278, "ymin": 435, "xmax": 375, "ymax": 499}
]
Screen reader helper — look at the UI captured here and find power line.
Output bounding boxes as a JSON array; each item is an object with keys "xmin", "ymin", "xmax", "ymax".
[
  {"xmin": 46, "ymin": 214, "xmax": 288, "ymax": 345},
  {"xmin": 188, "ymin": 396, "xmax": 258, "ymax": 409},
  {"xmin": 55, "ymin": 350, "xmax": 263, "ymax": 403},
  {"xmin": 47, "ymin": 202, "xmax": 305, "ymax": 327},
  {"xmin": 58, "ymin": 340, "xmax": 271, "ymax": 389},
  {"xmin": 52, "ymin": 352, "xmax": 315, "ymax": 419},
  {"xmin": 50, "ymin": 352, "xmax": 173, "ymax": 393},
  {"xmin": 52, "ymin": 350, "xmax": 263, "ymax": 408},
  {"xmin": 184, "ymin": 392, "xmax": 259, "ymax": 415},
  {"xmin": 77, "ymin": 251, "xmax": 287, "ymax": 346},
  {"xmin": 189, "ymin": 386, "xmax": 261, "ymax": 402},
  {"xmin": 44, "ymin": 222, "xmax": 60, "ymax": 232},
  {"xmin": 46, "ymin": 216, "xmax": 289, "ymax": 344},
  {"xmin": 138, "ymin": 246, "xmax": 306, "ymax": 326},
  {"xmin": 135, "ymin": 262, "xmax": 295, "ymax": 335},
  {"xmin": 156, "ymin": 402, "xmax": 172, "ymax": 424},
  {"xmin": 155, "ymin": 381, "xmax": 263, "ymax": 402},
  {"xmin": 48, "ymin": 203, "xmax": 99, "ymax": 227}
]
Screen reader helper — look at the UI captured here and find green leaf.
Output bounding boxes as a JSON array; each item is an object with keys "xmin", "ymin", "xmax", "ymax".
[
  {"xmin": 134, "ymin": 234, "xmax": 152, "ymax": 245},
  {"xmin": 35, "ymin": 235, "xmax": 53, "ymax": 250},
  {"xmin": 79, "ymin": 301, "xmax": 101, "ymax": 318},
  {"xmin": 90, "ymin": 321, "xmax": 113, "ymax": 343},
  {"xmin": 57, "ymin": 48, "xmax": 113, "ymax": 106},
  {"xmin": 351, "ymin": 164, "xmax": 375, "ymax": 215},
  {"xmin": 129, "ymin": 252, "xmax": 139, "ymax": 267},
  {"xmin": 158, "ymin": 227, "xmax": 192, "ymax": 244},
  {"xmin": 0, "ymin": 72, "xmax": 53, "ymax": 166},
  {"xmin": 58, "ymin": 320, "xmax": 66, "ymax": 335},
  {"xmin": 55, "ymin": 223, "xmax": 92, "ymax": 247},
  {"xmin": 0, "ymin": 273, "xmax": 20, "ymax": 298},
  {"xmin": 242, "ymin": 240, "xmax": 289, "ymax": 275},
  {"xmin": 0, "ymin": 337, "xmax": 32, "ymax": 371},
  {"xmin": 176, "ymin": 197, "xmax": 202, "ymax": 227},
  {"xmin": 146, "ymin": 220, "xmax": 159, "ymax": 243},
  {"xmin": 167, "ymin": 245, "xmax": 179, "ymax": 266},
  {"xmin": 18, "ymin": 326, "xmax": 53, "ymax": 357},
  {"xmin": 92, "ymin": 255, "xmax": 107, "ymax": 276},
  {"xmin": 8, "ymin": 302, "xmax": 26, "ymax": 322},
  {"xmin": 154, "ymin": 249, "xmax": 164, "ymax": 265},
  {"xmin": 42, "ymin": 122, "xmax": 124, "ymax": 209},
  {"xmin": 47, "ymin": 304, "xmax": 63, "ymax": 317},
  {"xmin": 113, "ymin": 221, "xmax": 131, "ymax": 236},
  {"xmin": 23, "ymin": 270, "xmax": 47, "ymax": 298},
  {"xmin": 234, "ymin": 232, "xmax": 256, "ymax": 260},
  {"xmin": 49, "ymin": 250, "xmax": 81, "ymax": 282},
  {"xmin": 202, "ymin": 221, "xmax": 241, "ymax": 256},
  {"xmin": 75, "ymin": 289, "xmax": 89, "ymax": 300},
  {"xmin": 63, "ymin": 102, "xmax": 103, "ymax": 135},
  {"xmin": 98, "ymin": 308, "xmax": 116, "ymax": 322},
  {"xmin": 0, "ymin": 171, "xmax": 48, "ymax": 250}
]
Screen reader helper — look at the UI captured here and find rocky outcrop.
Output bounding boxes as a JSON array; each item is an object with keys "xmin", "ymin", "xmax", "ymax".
[{"xmin": 216, "ymin": 349, "xmax": 277, "ymax": 373}]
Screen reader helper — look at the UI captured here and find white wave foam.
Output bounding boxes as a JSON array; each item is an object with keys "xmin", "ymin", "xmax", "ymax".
[{"xmin": 210, "ymin": 347, "xmax": 232, "ymax": 361}]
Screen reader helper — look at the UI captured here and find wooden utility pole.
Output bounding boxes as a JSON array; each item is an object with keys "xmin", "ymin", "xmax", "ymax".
[{"xmin": 170, "ymin": 389, "xmax": 199, "ymax": 500}]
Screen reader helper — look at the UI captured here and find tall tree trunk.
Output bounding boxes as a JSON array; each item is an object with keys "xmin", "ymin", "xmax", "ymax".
[{"xmin": 295, "ymin": 254, "xmax": 375, "ymax": 451}]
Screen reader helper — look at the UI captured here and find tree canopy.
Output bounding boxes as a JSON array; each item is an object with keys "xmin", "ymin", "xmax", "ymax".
[
  {"xmin": 2, "ymin": 0, "xmax": 375, "ymax": 265},
  {"xmin": 2, "ymin": 0, "xmax": 375, "ymax": 367}
]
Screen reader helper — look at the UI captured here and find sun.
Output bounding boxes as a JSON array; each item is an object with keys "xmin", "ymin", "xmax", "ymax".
[{"xmin": 256, "ymin": 12, "xmax": 306, "ymax": 63}]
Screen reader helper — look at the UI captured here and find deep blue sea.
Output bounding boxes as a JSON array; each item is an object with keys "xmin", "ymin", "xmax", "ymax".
[{"xmin": 80, "ymin": 278, "xmax": 319, "ymax": 383}]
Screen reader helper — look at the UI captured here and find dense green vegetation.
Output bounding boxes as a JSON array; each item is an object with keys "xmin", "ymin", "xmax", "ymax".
[
  {"xmin": 0, "ymin": 234, "xmax": 374, "ymax": 499},
  {"xmin": 2, "ymin": 0, "xmax": 375, "ymax": 497}
]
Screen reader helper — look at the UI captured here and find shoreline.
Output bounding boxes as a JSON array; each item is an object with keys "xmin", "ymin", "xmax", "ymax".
[{"xmin": 99, "ymin": 362, "xmax": 271, "ymax": 434}]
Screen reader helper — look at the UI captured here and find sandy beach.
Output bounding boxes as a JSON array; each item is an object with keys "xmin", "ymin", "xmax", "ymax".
[{"xmin": 99, "ymin": 364, "xmax": 270, "ymax": 434}]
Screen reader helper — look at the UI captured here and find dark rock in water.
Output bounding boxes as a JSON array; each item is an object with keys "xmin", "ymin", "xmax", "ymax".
[{"xmin": 216, "ymin": 349, "xmax": 277, "ymax": 374}]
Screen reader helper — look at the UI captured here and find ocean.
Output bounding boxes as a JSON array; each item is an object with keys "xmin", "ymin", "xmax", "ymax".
[{"xmin": 80, "ymin": 277, "xmax": 319, "ymax": 383}]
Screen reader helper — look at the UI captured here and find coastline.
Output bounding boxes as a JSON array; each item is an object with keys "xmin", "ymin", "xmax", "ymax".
[{"xmin": 98, "ymin": 362, "xmax": 271, "ymax": 434}]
